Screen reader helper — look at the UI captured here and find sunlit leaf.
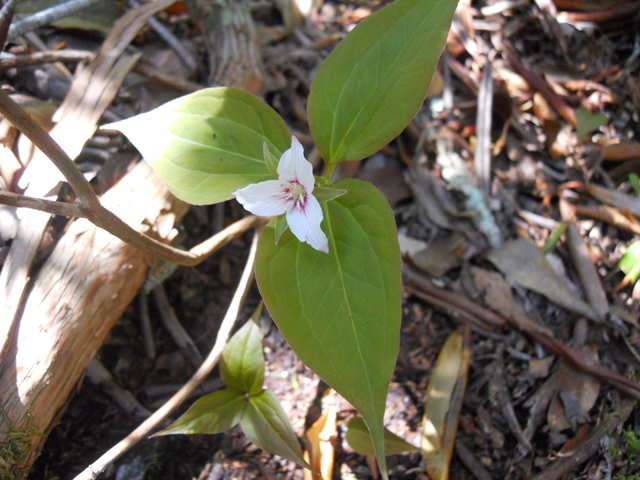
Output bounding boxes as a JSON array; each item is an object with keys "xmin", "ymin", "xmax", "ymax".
[
  {"xmin": 221, "ymin": 304, "xmax": 265, "ymax": 395},
  {"xmin": 256, "ymin": 179, "xmax": 401, "ymax": 477},
  {"xmin": 422, "ymin": 327, "xmax": 471, "ymax": 480},
  {"xmin": 106, "ymin": 87, "xmax": 290, "ymax": 205},
  {"xmin": 241, "ymin": 389, "xmax": 311, "ymax": 469},
  {"xmin": 307, "ymin": 0, "xmax": 458, "ymax": 164},
  {"xmin": 346, "ymin": 416, "xmax": 419, "ymax": 456},
  {"xmin": 619, "ymin": 240, "xmax": 640, "ymax": 283},
  {"xmin": 154, "ymin": 389, "xmax": 246, "ymax": 436}
]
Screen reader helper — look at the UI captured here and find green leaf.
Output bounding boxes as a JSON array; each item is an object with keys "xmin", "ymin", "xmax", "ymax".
[
  {"xmin": 106, "ymin": 87, "xmax": 290, "ymax": 205},
  {"xmin": 307, "ymin": 0, "xmax": 458, "ymax": 164},
  {"xmin": 620, "ymin": 240, "xmax": 640, "ymax": 282},
  {"xmin": 241, "ymin": 389, "xmax": 311, "ymax": 469},
  {"xmin": 346, "ymin": 417, "xmax": 420, "ymax": 456},
  {"xmin": 221, "ymin": 304, "xmax": 266, "ymax": 395},
  {"xmin": 630, "ymin": 173, "xmax": 640, "ymax": 197},
  {"xmin": 255, "ymin": 178, "xmax": 402, "ymax": 478},
  {"xmin": 264, "ymin": 141, "xmax": 280, "ymax": 178},
  {"xmin": 575, "ymin": 108, "xmax": 608, "ymax": 141},
  {"xmin": 154, "ymin": 389, "xmax": 246, "ymax": 436},
  {"xmin": 313, "ymin": 186, "xmax": 347, "ymax": 203},
  {"xmin": 274, "ymin": 214, "xmax": 289, "ymax": 245}
]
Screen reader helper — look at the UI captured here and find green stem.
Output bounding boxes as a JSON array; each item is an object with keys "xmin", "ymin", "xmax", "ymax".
[{"xmin": 323, "ymin": 163, "xmax": 336, "ymax": 182}]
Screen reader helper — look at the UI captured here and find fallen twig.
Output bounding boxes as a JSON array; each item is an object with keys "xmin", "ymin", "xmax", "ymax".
[
  {"xmin": 7, "ymin": 0, "xmax": 105, "ymax": 41},
  {"xmin": 86, "ymin": 359, "xmax": 152, "ymax": 419},
  {"xmin": 153, "ymin": 284, "xmax": 203, "ymax": 368},
  {"xmin": 529, "ymin": 399, "xmax": 636, "ymax": 480}
]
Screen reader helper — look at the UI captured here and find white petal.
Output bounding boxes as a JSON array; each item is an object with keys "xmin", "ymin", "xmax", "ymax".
[
  {"xmin": 286, "ymin": 193, "xmax": 329, "ymax": 253},
  {"xmin": 234, "ymin": 180, "xmax": 291, "ymax": 217},
  {"xmin": 277, "ymin": 136, "xmax": 315, "ymax": 192}
]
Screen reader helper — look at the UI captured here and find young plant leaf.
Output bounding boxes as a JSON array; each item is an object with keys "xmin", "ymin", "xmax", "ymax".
[
  {"xmin": 241, "ymin": 389, "xmax": 311, "ymax": 469},
  {"xmin": 264, "ymin": 141, "xmax": 280, "ymax": 178},
  {"xmin": 422, "ymin": 326, "xmax": 471, "ymax": 480},
  {"xmin": 255, "ymin": 179, "xmax": 402, "ymax": 478},
  {"xmin": 274, "ymin": 214, "xmax": 289, "ymax": 245},
  {"xmin": 221, "ymin": 304, "xmax": 265, "ymax": 395},
  {"xmin": 619, "ymin": 240, "xmax": 640, "ymax": 283},
  {"xmin": 106, "ymin": 87, "xmax": 290, "ymax": 205},
  {"xmin": 154, "ymin": 389, "xmax": 246, "ymax": 436},
  {"xmin": 346, "ymin": 416, "xmax": 420, "ymax": 456},
  {"xmin": 314, "ymin": 187, "xmax": 347, "ymax": 203},
  {"xmin": 307, "ymin": 0, "xmax": 458, "ymax": 164}
]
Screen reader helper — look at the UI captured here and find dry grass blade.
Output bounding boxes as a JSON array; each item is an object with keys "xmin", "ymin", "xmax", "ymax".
[{"xmin": 474, "ymin": 58, "xmax": 494, "ymax": 200}]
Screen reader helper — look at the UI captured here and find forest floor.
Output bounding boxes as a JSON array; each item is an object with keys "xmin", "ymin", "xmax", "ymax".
[{"xmin": 1, "ymin": 0, "xmax": 640, "ymax": 479}]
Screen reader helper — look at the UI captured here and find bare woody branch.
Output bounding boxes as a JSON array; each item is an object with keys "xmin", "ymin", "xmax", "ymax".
[{"xmin": 0, "ymin": 88, "xmax": 267, "ymax": 266}]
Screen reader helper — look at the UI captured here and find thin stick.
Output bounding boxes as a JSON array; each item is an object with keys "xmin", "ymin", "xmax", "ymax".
[
  {"xmin": 0, "ymin": 89, "xmax": 268, "ymax": 266},
  {"xmin": 0, "ymin": 49, "xmax": 95, "ymax": 71},
  {"xmin": 74, "ymin": 229, "xmax": 261, "ymax": 480},
  {"xmin": 7, "ymin": 0, "xmax": 104, "ymax": 41},
  {"xmin": 0, "ymin": 0, "xmax": 18, "ymax": 49},
  {"xmin": 153, "ymin": 285, "xmax": 203, "ymax": 368}
]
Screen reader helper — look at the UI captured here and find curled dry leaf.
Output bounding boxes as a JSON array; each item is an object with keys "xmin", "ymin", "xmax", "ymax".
[
  {"xmin": 422, "ymin": 326, "xmax": 471, "ymax": 480},
  {"xmin": 548, "ymin": 345, "xmax": 601, "ymax": 431},
  {"xmin": 486, "ymin": 238, "xmax": 601, "ymax": 321},
  {"xmin": 304, "ymin": 406, "xmax": 337, "ymax": 480}
]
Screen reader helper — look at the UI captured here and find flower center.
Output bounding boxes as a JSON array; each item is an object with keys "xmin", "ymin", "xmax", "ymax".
[{"xmin": 289, "ymin": 182, "xmax": 305, "ymax": 203}]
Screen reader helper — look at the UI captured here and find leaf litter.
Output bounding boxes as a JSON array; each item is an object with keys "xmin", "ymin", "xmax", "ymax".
[{"xmin": 1, "ymin": 0, "xmax": 640, "ymax": 479}]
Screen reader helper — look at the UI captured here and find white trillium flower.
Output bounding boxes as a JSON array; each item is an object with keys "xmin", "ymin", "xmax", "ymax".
[{"xmin": 233, "ymin": 136, "xmax": 329, "ymax": 253}]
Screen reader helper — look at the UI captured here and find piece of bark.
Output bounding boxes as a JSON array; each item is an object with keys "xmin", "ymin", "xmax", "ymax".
[
  {"xmin": 0, "ymin": 161, "xmax": 189, "ymax": 477},
  {"xmin": 0, "ymin": 0, "xmax": 175, "ymax": 365},
  {"xmin": 185, "ymin": 0, "xmax": 264, "ymax": 94}
]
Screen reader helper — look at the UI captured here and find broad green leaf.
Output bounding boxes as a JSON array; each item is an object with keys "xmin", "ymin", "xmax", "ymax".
[
  {"xmin": 221, "ymin": 305, "xmax": 265, "ymax": 395},
  {"xmin": 154, "ymin": 389, "xmax": 246, "ymax": 436},
  {"xmin": 422, "ymin": 327, "xmax": 471, "ymax": 480},
  {"xmin": 106, "ymin": 87, "xmax": 290, "ymax": 205},
  {"xmin": 346, "ymin": 417, "xmax": 420, "ymax": 456},
  {"xmin": 241, "ymin": 389, "xmax": 311, "ymax": 469},
  {"xmin": 307, "ymin": 0, "xmax": 458, "ymax": 164},
  {"xmin": 620, "ymin": 240, "xmax": 640, "ymax": 283},
  {"xmin": 255, "ymin": 179, "xmax": 402, "ymax": 478}
]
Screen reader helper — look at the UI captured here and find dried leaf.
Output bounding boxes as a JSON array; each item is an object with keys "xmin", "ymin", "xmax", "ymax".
[
  {"xmin": 469, "ymin": 266, "xmax": 554, "ymax": 337},
  {"xmin": 304, "ymin": 406, "xmax": 337, "ymax": 480},
  {"xmin": 422, "ymin": 327, "xmax": 471, "ymax": 480},
  {"xmin": 411, "ymin": 233, "xmax": 473, "ymax": 278},
  {"xmin": 486, "ymin": 239, "xmax": 601, "ymax": 321}
]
